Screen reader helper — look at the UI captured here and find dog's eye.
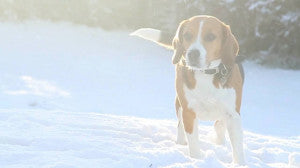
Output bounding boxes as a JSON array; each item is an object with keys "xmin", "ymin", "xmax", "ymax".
[
  {"xmin": 204, "ymin": 33, "xmax": 216, "ymax": 42},
  {"xmin": 183, "ymin": 32, "xmax": 193, "ymax": 42}
]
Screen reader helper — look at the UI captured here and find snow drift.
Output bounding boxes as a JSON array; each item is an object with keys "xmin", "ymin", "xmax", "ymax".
[{"xmin": 0, "ymin": 109, "xmax": 299, "ymax": 168}]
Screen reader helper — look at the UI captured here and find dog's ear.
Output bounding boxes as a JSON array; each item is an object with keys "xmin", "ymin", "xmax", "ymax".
[
  {"xmin": 172, "ymin": 20, "xmax": 188, "ymax": 64},
  {"xmin": 221, "ymin": 24, "xmax": 239, "ymax": 67}
]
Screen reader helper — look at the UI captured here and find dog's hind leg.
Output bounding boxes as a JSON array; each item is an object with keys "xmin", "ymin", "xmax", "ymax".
[{"xmin": 214, "ymin": 120, "xmax": 226, "ymax": 145}]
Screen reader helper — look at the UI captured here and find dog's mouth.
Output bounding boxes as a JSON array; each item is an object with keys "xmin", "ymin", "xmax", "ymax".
[{"xmin": 185, "ymin": 58, "xmax": 206, "ymax": 70}]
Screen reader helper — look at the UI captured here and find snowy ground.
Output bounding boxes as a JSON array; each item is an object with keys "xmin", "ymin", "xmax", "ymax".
[
  {"xmin": 0, "ymin": 21, "xmax": 299, "ymax": 167},
  {"xmin": 1, "ymin": 109, "xmax": 299, "ymax": 168}
]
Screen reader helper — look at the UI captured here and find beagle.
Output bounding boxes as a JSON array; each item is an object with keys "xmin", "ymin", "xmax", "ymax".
[{"xmin": 131, "ymin": 15, "xmax": 245, "ymax": 164}]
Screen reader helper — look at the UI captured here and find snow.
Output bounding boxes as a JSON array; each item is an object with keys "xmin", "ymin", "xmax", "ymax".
[
  {"xmin": 4, "ymin": 76, "xmax": 70, "ymax": 97},
  {"xmin": 0, "ymin": 109, "xmax": 299, "ymax": 168},
  {"xmin": 281, "ymin": 12, "xmax": 299, "ymax": 23},
  {"xmin": 248, "ymin": 0, "xmax": 273, "ymax": 12},
  {"xmin": 0, "ymin": 21, "xmax": 299, "ymax": 167}
]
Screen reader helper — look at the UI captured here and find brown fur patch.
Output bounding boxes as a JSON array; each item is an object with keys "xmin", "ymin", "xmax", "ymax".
[
  {"xmin": 226, "ymin": 65, "xmax": 243, "ymax": 113},
  {"xmin": 175, "ymin": 96, "xmax": 180, "ymax": 116}
]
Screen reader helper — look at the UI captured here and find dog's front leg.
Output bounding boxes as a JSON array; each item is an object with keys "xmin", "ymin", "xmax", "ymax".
[
  {"xmin": 225, "ymin": 112, "xmax": 245, "ymax": 165},
  {"xmin": 176, "ymin": 107, "xmax": 187, "ymax": 145},
  {"xmin": 182, "ymin": 110, "xmax": 203, "ymax": 159}
]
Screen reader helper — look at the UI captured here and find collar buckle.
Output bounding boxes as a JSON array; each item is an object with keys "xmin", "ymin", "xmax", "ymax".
[{"xmin": 219, "ymin": 63, "xmax": 228, "ymax": 76}]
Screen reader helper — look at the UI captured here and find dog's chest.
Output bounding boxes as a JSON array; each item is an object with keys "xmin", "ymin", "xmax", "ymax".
[{"xmin": 183, "ymin": 72, "xmax": 236, "ymax": 120}]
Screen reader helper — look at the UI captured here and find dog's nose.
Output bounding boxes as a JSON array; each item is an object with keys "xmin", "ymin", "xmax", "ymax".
[{"xmin": 188, "ymin": 49, "xmax": 200, "ymax": 63}]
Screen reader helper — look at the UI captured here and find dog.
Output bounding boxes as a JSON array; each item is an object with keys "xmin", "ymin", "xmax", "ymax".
[{"xmin": 131, "ymin": 15, "xmax": 245, "ymax": 164}]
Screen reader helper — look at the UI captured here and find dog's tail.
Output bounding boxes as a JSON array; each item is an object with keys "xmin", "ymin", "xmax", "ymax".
[{"xmin": 130, "ymin": 28, "xmax": 174, "ymax": 50}]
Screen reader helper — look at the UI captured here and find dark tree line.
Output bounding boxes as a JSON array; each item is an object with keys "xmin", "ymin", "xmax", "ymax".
[{"xmin": 0, "ymin": 0, "xmax": 299, "ymax": 68}]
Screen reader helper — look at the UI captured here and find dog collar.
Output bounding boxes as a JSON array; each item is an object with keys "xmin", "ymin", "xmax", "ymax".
[
  {"xmin": 202, "ymin": 63, "xmax": 228, "ymax": 76},
  {"xmin": 180, "ymin": 59, "xmax": 228, "ymax": 76},
  {"xmin": 179, "ymin": 59, "xmax": 231, "ymax": 86}
]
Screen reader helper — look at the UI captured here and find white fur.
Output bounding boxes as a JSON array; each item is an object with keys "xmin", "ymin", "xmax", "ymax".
[
  {"xmin": 186, "ymin": 21, "xmax": 207, "ymax": 69},
  {"xmin": 130, "ymin": 28, "xmax": 161, "ymax": 43},
  {"xmin": 182, "ymin": 71, "xmax": 245, "ymax": 164},
  {"xmin": 226, "ymin": 112, "xmax": 245, "ymax": 164},
  {"xmin": 176, "ymin": 107, "xmax": 187, "ymax": 145},
  {"xmin": 184, "ymin": 72, "xmax": 236, "ymax": 120},
  {"xmin": 214, "ymin": 120, "xmax": 226, "ymax": 145}
]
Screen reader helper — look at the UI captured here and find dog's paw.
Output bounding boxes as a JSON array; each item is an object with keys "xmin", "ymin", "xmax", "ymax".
[
  {"xmin": 189, "ymin": 150, "xmax": 204, "ymax": 159},
  {"xmin": 176, "ymin": 138, "xmax": 187, "ymax": 145},
  {"xmin": 232, "ymin": 153, "xmax": 246, "ymax": 166},
  {"xmin": 208, "ymin": 132, "xmax": 225, "ymax": 145},
  {"xmin": 176, "ymin": 132, "xmax": 187, "ymax": 145}
]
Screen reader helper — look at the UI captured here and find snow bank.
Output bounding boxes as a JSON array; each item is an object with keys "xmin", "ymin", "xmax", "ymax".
[{"xmin": 0, "ymin": 109, "xmax": 299, "ymax": 168}]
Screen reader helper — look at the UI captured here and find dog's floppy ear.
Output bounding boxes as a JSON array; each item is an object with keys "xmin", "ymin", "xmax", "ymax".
[
  {"xmin": 172, "ymin": 20, "xmax": 188, "ymax": 64},
  {"xmin": 221, "ymin": 24, "xmax": 239, "ymax": 67}
]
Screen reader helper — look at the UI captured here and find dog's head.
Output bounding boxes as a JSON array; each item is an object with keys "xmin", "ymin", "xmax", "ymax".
[{"xmin": 172, "ymin": 15, "xmax": 239, "ymax": 70}]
